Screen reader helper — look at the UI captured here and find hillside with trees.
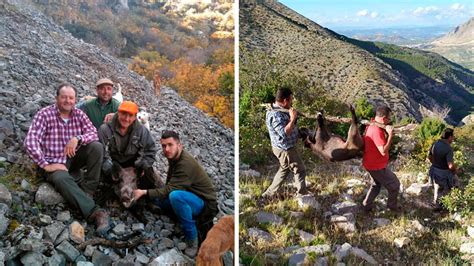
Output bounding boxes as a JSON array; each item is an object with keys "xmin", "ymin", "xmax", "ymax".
[{"xmin": 30, "ymin": 0, "xmax": 235, "ymax": 128}]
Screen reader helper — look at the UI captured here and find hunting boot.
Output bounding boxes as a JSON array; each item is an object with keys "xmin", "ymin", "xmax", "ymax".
[
  {"xmin": 88, "ymin": 208, "xmax": 111, "ymax": 237},
  {"xmin": 185, "ymin": 238, "xmax": 199, "ymax": 257}
]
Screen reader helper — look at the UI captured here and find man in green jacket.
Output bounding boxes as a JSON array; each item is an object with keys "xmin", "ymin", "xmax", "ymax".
[
  {"xmin": 132, "ymin": 130, "xmax": 218, "ymax": 256},
  {"xmin": 78, "ymin": 78, "xmax": 120, "ymax": 129}
]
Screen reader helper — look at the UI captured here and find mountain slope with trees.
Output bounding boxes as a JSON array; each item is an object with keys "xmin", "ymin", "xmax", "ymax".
[{"xmin": 240, "ymin": 1, "xmax": 473, "ymax": 124}]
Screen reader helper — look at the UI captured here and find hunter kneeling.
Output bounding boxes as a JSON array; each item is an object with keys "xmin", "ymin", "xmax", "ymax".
[{"xmin": 132, "ymin": 130, "xmax": 218, "ymax": 257}]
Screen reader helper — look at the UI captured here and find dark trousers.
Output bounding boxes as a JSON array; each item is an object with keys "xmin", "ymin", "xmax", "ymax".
[
  {"xmin": 263, "ymin": 147, "xmax": 307, "ymax": 197},
  {"xmin": 363, "ymin": 167, "xmax": 400, "ymax": 210},
  {"xmin": 44, "ymin": 141, "xmax": 103, "ymax": 218}
]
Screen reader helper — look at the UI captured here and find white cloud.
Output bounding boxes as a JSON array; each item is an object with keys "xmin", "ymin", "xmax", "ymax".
[
  {"xmin": 413, "ymin": 6, "xmax": 440, "ymax": 16},
  {"xmin": 357, "ymin": 9, "xmax": 369, "ymax": 16},
  {"xmin": 450, "ymin": 3, "xmax": 465, "ymax": 11},
  {"xmin": 370, "ymin": 11, "xmax": 378, "ymax": 18}
]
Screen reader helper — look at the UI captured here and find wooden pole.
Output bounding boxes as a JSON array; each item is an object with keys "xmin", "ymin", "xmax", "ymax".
[{"xmin": 259, "ymin": 103, "xmax": 416, "ymax": 132}]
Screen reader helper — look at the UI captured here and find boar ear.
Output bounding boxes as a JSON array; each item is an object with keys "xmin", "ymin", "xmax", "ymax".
[{"xmin": 112, "ymin": 161, "xmax": 122, "ymax": 177}]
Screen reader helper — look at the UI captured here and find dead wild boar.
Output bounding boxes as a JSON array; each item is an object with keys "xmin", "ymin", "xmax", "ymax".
[
  {"xmin": 111, "ymin": 163, "xmax": 137, "ymax": 208},
  {"xmin": 299, "ymin": 105, "xmax": 364, "ymax": 162}
]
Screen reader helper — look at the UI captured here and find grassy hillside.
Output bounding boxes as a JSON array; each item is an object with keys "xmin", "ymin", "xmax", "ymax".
[{"xmin": 239, "ymin": 124, "xmax": 474, "ymax": 265}]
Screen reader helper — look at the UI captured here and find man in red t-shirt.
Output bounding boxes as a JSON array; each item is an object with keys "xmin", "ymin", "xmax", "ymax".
[{"xmin": 362, "ymin": 105, "xmax": 401, "ymax": 212}]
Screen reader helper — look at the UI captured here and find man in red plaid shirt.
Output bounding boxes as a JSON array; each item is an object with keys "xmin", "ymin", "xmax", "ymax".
[{"xmin": 24, "ymin": 83, "xmax": 110, "ymax": 236}]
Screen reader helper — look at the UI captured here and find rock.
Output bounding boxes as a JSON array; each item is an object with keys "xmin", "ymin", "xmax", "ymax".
[
  {"xmin": 160, "ymin": 229, "xmax": 172, "ymax": 237},
  {"xmin": 240, "ymin": 169, "xmax": 261, "ymax": 178},
  {"xmin": 160, "ymin": 238, "xmax": 175, "ymax": 248},
  {"xmin": 335, "ymin": 242, "xmax": 352, "ymax": 261},
  {"xmin": 135, "ymin": 251, "xmax": 149, "ymax": 264},
  {"xmin": 248, "ymin": 227, "xmax": 273, "ymax": 242},
  {"xmin": 468, "ymin": 226, "xmax": 474, "ymax": 238},
  {"xmin": 394, "ymin": 237, "xmax": 410, "ymax": 248},
  {"xmin": 289, "ymin": 211, "xmax": 304, "ymax": 219},
  {"xmin": 39, "ymin": 214, "xmax": 52, "ymax": 225},
  {"xmin": 46, "ymin": 251, "xmax": 66, "ymax": 266},
  {"xmin": 84, "ymin": 245, "xmax": 96, "ymax": 258},
  {"xmin": 0, "ymin": 184, "xmax": 12, "ymax": 206},
  {"xmin": 453, "ymin": 213, "xmax": 463, "ymax": 222},
  {"xmin": 56, "ymin": 211, "xmax": 71, "ymax": 222},
  {"xmin": 92, "ymin": 250, "xmax": 113, "ymax": 265},
  {"xmin": 288, "ymin": 253, "xmax": 305, "ymax": 266},
  {"xmin": 298, "ymin": 230, "xmax": 316, "ymax": 243},
  {"xmin": 460, "ymin": 242, "xmax": 474, "ymax": 254},
  {"xmin": 411, "ymin": 220, "xmax": 426, "ymax": 233},
  {"xmin": 331, "ymin": 201, "xmax": 358, "ymax": 214},
  {"xmin": 76, "ymin": 262, "xmax": 94, "ymax": 266},
  {"xmin": 459, "ymin": 114, "xmax": 474, "ymax": 126},
  {"xmin": 35, "ymin": 183, "xmax": 65, "ymax": 205},
  {"xmin": 292, "ymin": 245, "xmax": 331, "ymax": 257},
  {"xmin": 265, "ymin": 253, "xmax": 280, "ymax": 263},
  {"xmin": 0, "ymin": 202, "xmax": 8, "ymax": 215},
  {"xmin": 112, "ymin": 223, "xmax": 126, "ymax": 235},
  {"xmin": 20, "ymin": 179, "xmax": 31, "ymax": 191},
  {"xmin": 20, "ymin": 251, "xmax": 46, "ymax": 266},
  {"xmin": 316, "ymin": 257, "xmax": 329, "ymax": 266},
  {"xmin": 149, "ymin": 248, "xmax": 193, "ymax": 265},
  {"xmin": 56, "ymin": 241, "xmax": 80, "ymax": 262},
  {"xmin": 373, "ymin": 218, "xmax": 391, "ymax": 227},
  {"xmin": 69, "ymin": 221, "xmax": 85, "ymax": 244},
  {"xmin": 132, "ymin": 223, "xmax": 145, "ymax": 232},
  {"xmin": 405, "ymin": 183, "xmax": 430, "ymax": 196},
  {"xmin": 54, "ymin": 227, "xmax": 69, "ymax": 246},
  {"xmin": 0, "ymin": 213, "xmax": 8, "ymax": 236},
  {"xmin": 256, "ymin": 211, "xmax": 283, "ymax": 225},
  {"xmin": 346, "ymin": 179, "xmax": 364, "ymax": 187},
  {"xmin": 43, "ymin": 222, "xmax": 66, "ymax": 243},
  {"xmin": 350, "ymin": 247, "xmax": 377, "ymax": 265},
  {"xmin": 297, "ymin": 195, "xmax": 320, "ymax": 210},
  {"xmin": 330, "ymin": 214, "xmax": 356, "ymax": 233}
]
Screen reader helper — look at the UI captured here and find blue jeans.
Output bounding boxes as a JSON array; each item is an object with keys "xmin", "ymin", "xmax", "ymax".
[{"xmin": 154, "ymin": 190, "xmax": 204, "ymax": 240}]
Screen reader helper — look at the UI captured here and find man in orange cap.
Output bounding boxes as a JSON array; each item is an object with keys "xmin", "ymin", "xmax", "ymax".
[{"xmin": 98, "ymin": 101, "xmax": 160, "ymax": 197}]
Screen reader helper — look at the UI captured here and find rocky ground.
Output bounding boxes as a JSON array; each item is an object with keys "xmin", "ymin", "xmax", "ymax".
[
  {"xmin": 0, "ymin": 0, "xmax": 234, "ymax": 265},
  {"xmin": 239, "ymin": 129, "xmax": 474, "ymax": 265}
]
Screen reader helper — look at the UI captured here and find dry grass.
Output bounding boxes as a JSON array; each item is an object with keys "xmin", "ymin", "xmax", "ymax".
[{"xmin": 240, "ymin": 158, "xmax": 472, "ymax": 265}]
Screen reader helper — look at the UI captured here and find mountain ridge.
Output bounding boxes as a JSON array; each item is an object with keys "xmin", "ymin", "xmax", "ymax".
[{"xmin": 240, "ymin": 0, "xmax": 474, "ymax": 123}]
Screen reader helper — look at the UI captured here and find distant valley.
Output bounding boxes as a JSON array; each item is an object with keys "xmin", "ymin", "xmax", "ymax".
[{"xmin": 335, "ymin": 25, "xmax": 452, "ymax": 47}]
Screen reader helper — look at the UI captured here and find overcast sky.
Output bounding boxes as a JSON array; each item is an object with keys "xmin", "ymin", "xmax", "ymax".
[{"xmin": 279, "ymin": 0, "xmax": 473, "ymax": 29}]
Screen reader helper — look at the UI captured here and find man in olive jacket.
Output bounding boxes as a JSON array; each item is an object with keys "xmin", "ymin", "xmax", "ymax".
[
  {"xmin": 133, "ymin": 130, "xmax": 218, "ymax": 256},
  {"xmin": 98, "ymin": 101, "xmax": 158, "ymax": 189},
  {"xmin": 78, "ymin": 78, "xmax": 120, "ymax": 129}
]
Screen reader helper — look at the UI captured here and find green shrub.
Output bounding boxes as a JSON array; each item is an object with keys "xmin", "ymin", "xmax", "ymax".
[
  {"xmin": 414, "ymin": 117, "xmax": 446, "ymax": 160},
  {"xmin": 354, "ymin": 97, "xmax": 374, "ymax": 120},
  {"xmin": 441, "ymin": 177, "xmax": 474, "ymax": 217}
]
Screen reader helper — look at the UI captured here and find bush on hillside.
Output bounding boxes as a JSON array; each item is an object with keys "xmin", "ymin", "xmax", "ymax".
[
  {"xmin": 414, "ymin": 117, "xmax": 446, "ymax": 160},
  {"xmin": 441, "ymin": 177, "xmax": 474, "ymax": 217},
  {"xmin": 355, "ymin": 97, "xmax": 375, "ymax": 120}
]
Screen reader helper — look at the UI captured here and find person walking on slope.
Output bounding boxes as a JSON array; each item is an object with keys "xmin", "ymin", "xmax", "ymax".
[
  {"xmin": 428, "ymin": 128, "xmax": 459, "ymax": 211},
  {"xmin": 259, "ymin": 86, "xmax": 308, "ymax": 205},
  {"xmin": 362, "ymin": 105, "xmax": 401, "ymax": 213}
]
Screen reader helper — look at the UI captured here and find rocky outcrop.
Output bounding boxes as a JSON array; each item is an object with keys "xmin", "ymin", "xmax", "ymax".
[
  {"xmin": 432, "ymin": 18, "xmax": 474, "ymax": 46},
  {"xmin": 0, "ymin": 0, "xmax": 234, "ymax": 264}
]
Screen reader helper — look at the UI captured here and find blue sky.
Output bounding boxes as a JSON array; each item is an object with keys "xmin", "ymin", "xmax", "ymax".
[{"xmin": 279, "ymin": 0, "xmax": 473, "ymax": 29}]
